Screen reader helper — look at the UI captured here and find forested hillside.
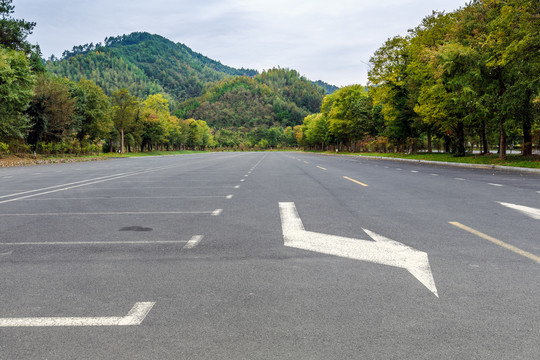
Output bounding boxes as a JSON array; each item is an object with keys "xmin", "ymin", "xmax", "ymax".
[
  {"xmin": 46, "ymin": 32, "xmax": 258, "ymax": 104},
  {"xmin": 176, "ymin": 68, "xmax": 326, "ymax": 129},
  {"xmin": 313, "ymin": 80, "xmax": 340, "ymax": 95}
]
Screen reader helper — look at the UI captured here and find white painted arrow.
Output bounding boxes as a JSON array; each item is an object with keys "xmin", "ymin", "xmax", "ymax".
[
  {"xmin": 279, "ymin": 202, "xmax": 438, "ymax": 297},
  {"xmin": 498, "ymin": 202, "xmax": 540, "ymax": 220}
]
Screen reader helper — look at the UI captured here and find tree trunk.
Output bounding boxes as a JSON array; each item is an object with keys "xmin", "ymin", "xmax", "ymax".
[
  {"xmin": 407, "ymin": 140, "xmax": 414, "ymax": 155},
  {"xmin": 120, "ymin": 128, "xmax": 125, "ymax": 153},
  {"xmin": 499, "ymin": 118, "xmax": 507, "ymax": 160},
  {"xmin": 481, "ymin": 119, "xmax": 489, "ymax": 154},
  {"xmin": 496, "ymin": 68, "xmax": 507, "ymax": 160},
  {"xmin": 444, "ymin": 135, "xmax": 451, "ymax": 153},
  {"xmin": 455, "ymin": 121, "xmax": 465, "ymax": 157},
  {"xmin": 522, "ymin": 110, "xmax": 533, "ymax": 156},
  {"xmin": 427, "ymin": 127, "xmax": 432, "ymax": 153}
]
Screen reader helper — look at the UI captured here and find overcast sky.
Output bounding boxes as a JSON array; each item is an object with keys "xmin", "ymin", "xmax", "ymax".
[{"xmin": 16, "ymin": 0, "xmax": 468, "ymax": 87}]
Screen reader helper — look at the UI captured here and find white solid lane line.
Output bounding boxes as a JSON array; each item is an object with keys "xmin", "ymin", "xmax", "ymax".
[
  {"xmin": 0, "ymin": 235, "xmax": 203, "ymax": 246},
  {"xmin": 0, "ymin": 211, "xmax": 221, "ymax": 216},
  {"xmin": 0, "ymin": 165, "xmax": 179, "ymax": 205},
  {"xmin": 0, "ymin": 302, "xmax": 155, "ymax": 327},
  {"xmin": 0, "ymin": 172, "xmax": 130, "ymax": 199},
  {"xmin": 17, "ymin": 195, "xmax": 234, "ymax": 201}
]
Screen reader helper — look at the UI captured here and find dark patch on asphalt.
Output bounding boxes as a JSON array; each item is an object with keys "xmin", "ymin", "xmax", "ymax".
[{"xmin": 119, "ymin": 226, "xmax": 153, "ymax": 232}]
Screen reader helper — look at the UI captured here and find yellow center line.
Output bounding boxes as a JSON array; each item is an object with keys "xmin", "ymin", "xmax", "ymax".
[
  {"xmin": 317, "ymin": 166, "xmax": 327, "ymax": 170},
  {"xmin": 449, "ymin": 222, "xmax": 540, "ymax": 264},
  {"xmin": 343, "ymin": 176, "xmax": 368, "ymax": 187}
]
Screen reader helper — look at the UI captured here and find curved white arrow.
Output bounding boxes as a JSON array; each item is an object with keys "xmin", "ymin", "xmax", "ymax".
[{"xmin": 279, "ymin": 202, "xmax": 438, "ymax": 297}]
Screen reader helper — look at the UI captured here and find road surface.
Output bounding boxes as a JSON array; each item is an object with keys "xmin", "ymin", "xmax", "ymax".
[{"xmin": 1, "ymin": 152, "xmax": 539, "ymax": 359}]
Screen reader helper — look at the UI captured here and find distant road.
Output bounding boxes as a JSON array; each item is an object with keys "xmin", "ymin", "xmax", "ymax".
[{"xmin": 1, "ymin": 152, "xmax": 539, "ymax": 359}]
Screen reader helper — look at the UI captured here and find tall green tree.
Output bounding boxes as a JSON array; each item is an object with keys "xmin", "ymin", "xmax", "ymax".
[
  {"xmin": 0, "ymin": 46, "xmax": 34, "ymax": 141},
  {"xmin": 70, "ymin": 78, "xmax": 113, "ymax": 141},
  {"xmin": 301, "ymin": 113, "xmax": 330, "ymax": 150},
  {"xmin": 139, "ymin": 94, "xmax": 170, "ymax": 150},
  {"xmin": 481, "ymin": 0, "xmax": 539, "ymax": 157},
  {"xmin": 406, "ymin": 11, "xmax": 460, "ymax": 154},
  {"xmin": 0, "ymin": 0, "xmax": 34, "ymax": 53},
  {"xmin": 369, "ymin": 36, "xmax": 419, "ymax": 153},
  {"xmin": 0, "ymin": 0, "xmax": 43, "ymax": 72},
  {"xmin": 26, "ymin": 74, "xmax": 76, "ymax": 145},
  {"xmin": 324, "ymin": 85, "xmax": 372, "ymax": 151},
  {"xmin": 111, "ymin": 88, "xmax": 138, "ymax": 153}
]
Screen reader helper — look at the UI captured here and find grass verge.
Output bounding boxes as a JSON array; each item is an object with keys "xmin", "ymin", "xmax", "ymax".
[
  {"xmin": 0, "ymin": 150, "xmax": 205, "ymax": 167},
  {"xmin": 307, "ymin": 151, "xmax": 540, "ymax": 169},
  {"xmin": 101, "ymin": 150, "xmax": 205, "ymax": 158}
]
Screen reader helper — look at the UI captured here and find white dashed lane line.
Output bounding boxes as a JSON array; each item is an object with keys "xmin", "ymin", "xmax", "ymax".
[{"xmin": 183, "ymin": 235, "xmax": 204, "ymax": 249}]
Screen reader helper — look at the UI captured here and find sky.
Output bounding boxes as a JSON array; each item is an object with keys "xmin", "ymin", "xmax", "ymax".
[{"xmin": 15, "ymin": 0, "xmax": 468, "ymax": 87}]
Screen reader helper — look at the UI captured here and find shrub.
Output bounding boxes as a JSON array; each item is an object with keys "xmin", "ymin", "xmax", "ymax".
[{"xmin": 0, "ymin": 142, "xmax": 9, "ymax": 157}]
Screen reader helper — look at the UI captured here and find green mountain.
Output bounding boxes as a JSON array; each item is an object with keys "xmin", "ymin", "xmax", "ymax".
[
  {"xmin": 176, "ymin": 68, "xmax": 326, "ymax": 129},
  {"xmin": 313, "ymin": 80, "xmax": 340, "ymax": 95},
  {"xmin": 46, "ymin": 32, "xmax": 258, "ymax": 105},
  {"xmin": 46, "ymin": 32, "xmax": 335, "ymax": 129}
]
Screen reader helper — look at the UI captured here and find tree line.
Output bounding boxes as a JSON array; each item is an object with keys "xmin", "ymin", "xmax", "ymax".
[
  {"xmin": 368, "ymin": 0, "xmax": 538, "ymax": 158},
  {"xmin": 0, "ymin": 1, "xmax": 222, "ymax": 156},
  {"xmin": 298, "ymin": 0, "xmax": 539, "ymax": 158},
  {"xmin": 1, "ymin": 0, "xmax": 538, "ymax": 158}
]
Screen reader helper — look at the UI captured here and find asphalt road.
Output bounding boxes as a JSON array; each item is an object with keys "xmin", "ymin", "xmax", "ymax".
[{"xmin": 0, "ymin": 152, "xmax": 539, "ymax": 359}]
